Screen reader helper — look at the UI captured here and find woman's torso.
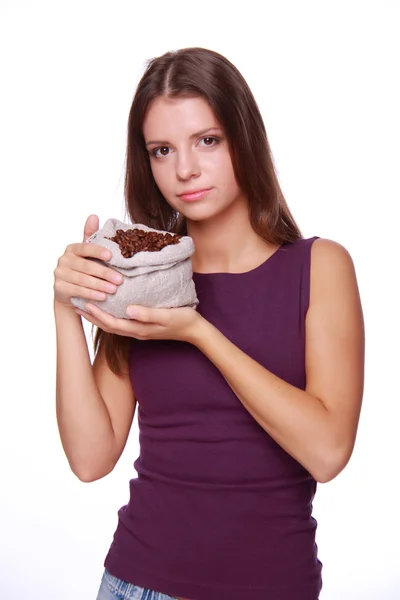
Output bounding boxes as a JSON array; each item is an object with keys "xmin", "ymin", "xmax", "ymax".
[{"xmin": 104, "ymin": 236, "xmax": 322, "ymax": 600}]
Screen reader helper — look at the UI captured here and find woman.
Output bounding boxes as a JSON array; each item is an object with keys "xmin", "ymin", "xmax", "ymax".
[{"xmin": 54, "ymin": 47, "xmax": 365, "ymax": 600}]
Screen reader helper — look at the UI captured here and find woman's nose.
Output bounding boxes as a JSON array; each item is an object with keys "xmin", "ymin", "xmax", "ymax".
[{"xmin": 175, "ymin": 151, "xmax": 201, "ymax": 180}]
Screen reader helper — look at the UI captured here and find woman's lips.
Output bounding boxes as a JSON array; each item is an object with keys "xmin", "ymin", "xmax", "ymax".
[{"xmin": 178, "ymin": 188, "xmax": 212, "ymax": 202}]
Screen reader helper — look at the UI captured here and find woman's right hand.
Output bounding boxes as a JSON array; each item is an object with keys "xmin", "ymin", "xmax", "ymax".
[{"xmin": 53, "ymin": 214, "xmax": 124, "ymax": 311}]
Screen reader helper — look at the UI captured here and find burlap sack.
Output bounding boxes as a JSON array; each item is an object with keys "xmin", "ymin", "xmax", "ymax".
[{"xmin": 70, "ymin": 218, "xmax": 199, "ymax": 318}]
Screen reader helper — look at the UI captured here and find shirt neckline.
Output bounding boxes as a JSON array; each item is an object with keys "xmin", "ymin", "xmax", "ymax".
[{"xmin": 192, "ymin": 242, "xmax": 288, "ymax": 279}]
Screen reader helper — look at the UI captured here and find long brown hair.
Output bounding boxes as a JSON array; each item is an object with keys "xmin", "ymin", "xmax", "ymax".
[{"xmin": 94, "ymin": 47, "xmax": 303, "ymax": 375}]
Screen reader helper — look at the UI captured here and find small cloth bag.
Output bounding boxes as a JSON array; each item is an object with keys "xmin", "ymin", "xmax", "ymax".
[{"xmin": 70, "ymin": 218, "xmax": 199, "ymax": 318}]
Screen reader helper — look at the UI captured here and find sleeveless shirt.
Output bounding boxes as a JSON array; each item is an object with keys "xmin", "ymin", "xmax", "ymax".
[{"xmin": 104, "ymin": 236, "xmax": 323, "ymax": 600}]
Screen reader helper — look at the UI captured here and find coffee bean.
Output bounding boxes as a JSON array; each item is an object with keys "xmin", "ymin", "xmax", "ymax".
[{"xmin": 105, "ymin": 228, "xmax": 182, "ymax": 258}]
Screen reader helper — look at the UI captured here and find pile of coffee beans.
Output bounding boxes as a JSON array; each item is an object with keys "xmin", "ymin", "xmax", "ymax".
[{"xmin": 106, "ymin": 228, "xmax": 182, "ymax": 258}]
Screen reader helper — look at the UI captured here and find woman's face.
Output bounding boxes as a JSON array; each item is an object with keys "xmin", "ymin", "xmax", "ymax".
[{"xmin": 143, "ymin": 96, "xmax": 245, "ymax": 223}]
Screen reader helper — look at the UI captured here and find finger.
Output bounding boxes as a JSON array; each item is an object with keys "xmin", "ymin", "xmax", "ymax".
[
  {"xmin": 83, "ymin": 214, "xmax": 99, "ymax": 242},
  {"xmin": 64, "ymin": 245, "xmax": 123, "ymax": 285},
  {"xmin": 84, "ymin": 303, "xmax": 130, "ymax": 334},
  {"xmin": 75, "ymin": 307, "xmax": 104, "ymax": 329},
  {"xmin": 55, "ymin": 278, "xmax": 109, "ymax": 303},
  {"xmin": 85, "ymin": 303, "xmax": 160, "ymax": 340},
  {"xmin": 126, "ymin": 305, "xmax": 167, "ymax": 325},
  {"xmin": 60, "ymin": 262, "xmax": 120, "ymax": 294},
  {"xmin": 67, "ymin": 258, "xmax": 123, "ymax": 290},
  {"xmin": 71, "ymin": 255, "xmax": 123, "ymax": 285},
  {"xmin": 66, "ymin": 241, "xmax": 112, "ymax": 262}
]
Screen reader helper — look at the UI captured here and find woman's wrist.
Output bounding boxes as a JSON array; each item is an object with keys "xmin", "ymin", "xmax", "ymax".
[
  {"xmin": 187, "ymin": 312, "xmax": 212, "ymax": 347},
  {"xmin": 54, "ymin": 299, "xmax": 79, "ymax": 319}
]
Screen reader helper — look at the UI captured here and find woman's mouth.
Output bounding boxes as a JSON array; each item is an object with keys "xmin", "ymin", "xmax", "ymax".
[{"xmin": 178, "ymin": 188, "xmax": 213, "ymax": 202}]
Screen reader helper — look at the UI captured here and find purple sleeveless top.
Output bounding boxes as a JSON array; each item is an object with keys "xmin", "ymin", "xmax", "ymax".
[{"xmin": 104, "ymin": 236, "xmax": 323, "ymax": 600}]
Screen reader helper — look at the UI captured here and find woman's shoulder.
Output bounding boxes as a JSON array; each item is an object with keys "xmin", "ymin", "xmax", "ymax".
[
  {"xmin": 282, "ymin": 236, "xmax": 356, "ymax": 283},
  {"xmin": 308, "ymin": 237, "xmax": 359, "ymax": 306},
  {"xmin": 309, "ymin": 237, "xmax": 355, "ymax": 267},
  {"xmin": 288, "ymin": 236, "xmax": 352, "ymax": 260}
]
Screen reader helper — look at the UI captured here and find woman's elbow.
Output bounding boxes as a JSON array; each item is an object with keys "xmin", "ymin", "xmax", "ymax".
[
  {"xmin": 312, "ymin": 446, "xmax": 353, "ymax": 483},
  {"xmin": 71, "ymin": 459, "xmax": 116, "ymax": 483}
]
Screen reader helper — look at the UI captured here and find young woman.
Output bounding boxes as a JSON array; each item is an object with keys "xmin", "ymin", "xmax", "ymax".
[{"xmin": 54, "ymin": 47, "xmax": 365, "ymax": 600}]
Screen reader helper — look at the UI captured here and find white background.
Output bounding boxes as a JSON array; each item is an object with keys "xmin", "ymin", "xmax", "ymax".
[{"xmin": 1, "ymin": 1, "xmax": 399, "ymax": 598}]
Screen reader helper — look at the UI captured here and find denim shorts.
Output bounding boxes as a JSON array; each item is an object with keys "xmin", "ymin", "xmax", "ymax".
[{"xmin": 96, "ymin": 569, "xmax": 180, "ymax": 600}]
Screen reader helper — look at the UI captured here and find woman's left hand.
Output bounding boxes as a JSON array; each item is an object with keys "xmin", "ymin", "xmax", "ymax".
[{"xmin": 75, "ymin": 302, "xmax": 204, "ymax": 345}]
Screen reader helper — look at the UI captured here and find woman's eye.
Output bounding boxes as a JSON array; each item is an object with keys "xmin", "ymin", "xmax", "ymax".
[
  {"xmin": 199, "ymin": 136, "xmax": 219, "ymax": 147},
  {"xmin": 151, "ymin": 146, "xmax": 170, "ymax": 158},
  {"xmin": 150, "ymin": 137, "xmax": 220, "ymax": 159}
]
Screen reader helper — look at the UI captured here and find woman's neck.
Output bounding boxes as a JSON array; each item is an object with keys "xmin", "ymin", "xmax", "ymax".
[{"xmin": 186, "ymin": 200, "xmax": 277, "ymax": 274}]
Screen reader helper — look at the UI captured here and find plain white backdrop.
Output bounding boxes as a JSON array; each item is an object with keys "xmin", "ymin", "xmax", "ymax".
[{"xmin": 1, "ymin": 1, "xmax": 399, "ymax": 598}]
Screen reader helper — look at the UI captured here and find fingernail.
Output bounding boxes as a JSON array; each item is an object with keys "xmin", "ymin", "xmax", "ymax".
[
  {"xmin": 95, "ymin": 292, "xmax": 107, "ymax": 300},
  {"xmin": 101, "ymin": 251, "xmax": 112, "ymax": 260},
  {"xmin": 105, "ymin": 283, "xmax": 117, "ymax": 293},
  {"xmin": 126, "ymin": 307, "xmax": 137, "ymax": 318}
]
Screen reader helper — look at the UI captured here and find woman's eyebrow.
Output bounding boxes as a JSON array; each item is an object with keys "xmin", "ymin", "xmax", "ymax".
[{"xmin": 145, "ymin": 127, "xmax": 222, "ymax": 147}]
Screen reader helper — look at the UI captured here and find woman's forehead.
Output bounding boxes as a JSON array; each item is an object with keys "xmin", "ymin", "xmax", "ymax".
[{"xmin": 143, "ymin": 96, "xmax": 221, "ymax": 141}]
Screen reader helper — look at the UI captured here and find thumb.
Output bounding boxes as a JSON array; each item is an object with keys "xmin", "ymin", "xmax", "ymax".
[
  {"xmin": 83, "ymin": 214, "xmax": 99, "ymax": 242},
  {"xmin": 126, "ymin": 305, "xmax": 165, "ymax": 324}
]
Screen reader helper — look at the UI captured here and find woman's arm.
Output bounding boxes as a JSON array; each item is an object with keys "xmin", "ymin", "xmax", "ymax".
[
  {"xmin": 191, "ymin": 239, "xmax": 365, "ymax": 483},
  {"xmin": 55, "ymin": 301, "xmax": 136, "ymax": 482},
  {"xmin": 53, "ymin": 216, "xmax": 137, "ymax": 482},
  {"xmin": 77, "ymin": 238, "xmax": 364, "ymax": 483}
]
